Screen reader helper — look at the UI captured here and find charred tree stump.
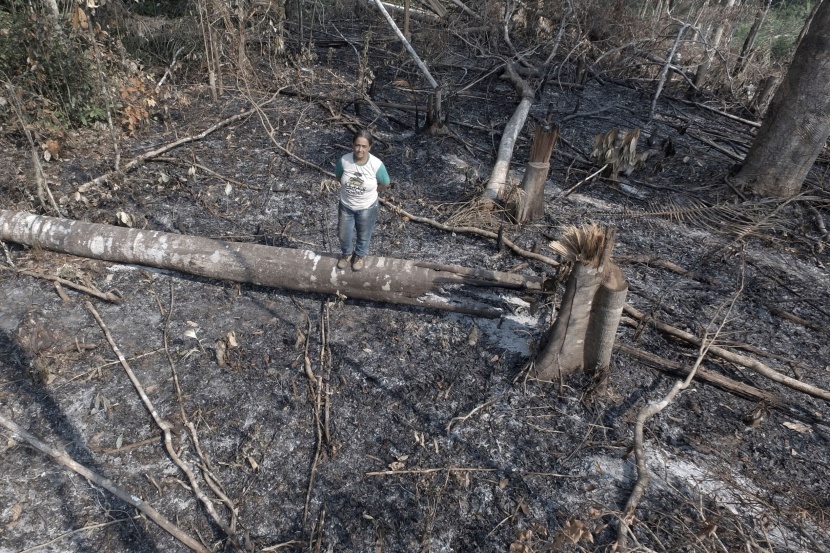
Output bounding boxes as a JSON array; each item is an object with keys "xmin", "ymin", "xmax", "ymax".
[
  {"xmin": 534, "ymin": 225, "xmax": 627, "ymax": 382},
  {"xmin": 584, "ymin": 263, "xmax": 628, "ymax": 392},
  {"xmin": 513, "ymin": 162, "xmax": 549, "ymax": 222},
  {"xmin": 0, "ymin": 210, "xmax": 541, "ymax": 318},
  {"xmin": 512, "ymin": 124, "xmax": 558, "ymax": 223},
  {"xmin": 535, "ymin": 262, "xmax": 602, "ymax": 380}
]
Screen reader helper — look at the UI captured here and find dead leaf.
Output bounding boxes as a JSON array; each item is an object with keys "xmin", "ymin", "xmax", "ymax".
[
  {"xmin": 499, "ymin": 477, "xmax": 509, "ymax": 489},
  {"xmin": 782, "ymin": 421, "xmax": 812, "ymax": 433},
  {"xmin": 183, "ymin": 328, "xmax": 198, "ymax": 340},
  {"xmin": 388, "ymin": 461, "xmax": 405, "ymax": 471},
  {"xmin": 515, "ymin": 529, "xmax": 532, "ymax": 541},
  {"xmin": 215, "ymin": 339, "xmax": 227, "ymax": 367},
  {"xmin": 247, "ymin": 455, "xmax": 259, "ymax": 472},
  {"xmin": 552, "ymin": 519, "xmax": 593, "ymax": 548},
  {"xmin": 227, "ymin": 331, "xmax": 238, "ymax": 348},
  {"xmin": 116, "ymin": 211, "xmax": 135, "ymax": 228},
  {"xmin": 467, "ymin": 324, "xmax": 479, "ymax": 346},
  {"xmin": 116, "ymin": 433, "xmax": 123, "ymax": 449},
  {"xmin": 8, "ymin": 503, "xmax": 22, "ymax": 522},
  {"xmin": 72, "ymin": 7, "xmax": 88, "ymax": 29}
]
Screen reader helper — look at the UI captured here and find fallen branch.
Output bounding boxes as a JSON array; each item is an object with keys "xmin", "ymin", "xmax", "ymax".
[
  {"xmin": 163, "ymin": 282, "xmax": 239, "ymax": 536},
  {"xmin": 380, "ymin": 200, "xmax": 560, "ymax": 268},
  {"xmin": 616, "ymin": 255, "xmax": 720, "ymax": 286},
  {"xmin": 687, "ymin": 130, "xmax": 744, "ymax": 162},
  {"xmin": 0, "ymin": 265, "xmax": 123, "ymax": 304},
  {"xmin": 85, "ymin": 301, "xmax": 239, "ymax": 546},
  {"xmin": 617, "ymin": 283, "xmax": 740, "ymax": 550},
  {"xmin": 766, "ymin": 304, "xmax": 826, "ymax": 334},
  {"xmin": 79, "ymin": 94, "xmax": 283, "ymax": 189},
  {"xmin": 366, "ymin": 467, "xmax": 498, "ymax": 476},
  {"xmin": 0, "ymin": 411, "xmax": 208, "ymax": 553},
  {"xmin": 690, "ymin": 101, "xmax": 762, "ymax": 128},
  {"xmin": 623, "ymin": 303, "xmax": 830, "ymax": 403},
  {"xmin": 483, "ymin": 63, "xmax": 535, "ymax": 200},
  {"xmin": 302, "ymin": 315, "xmax": 324, "ymax": 531},
  {"xmin": 617, "ymin": 342, "xmax": 785, "ymax": 408}
]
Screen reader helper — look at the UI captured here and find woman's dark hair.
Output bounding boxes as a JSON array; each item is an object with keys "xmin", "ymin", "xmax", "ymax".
[{"xmin": 352, "ymin": 129, "xmax": 373, "ymax": 145}]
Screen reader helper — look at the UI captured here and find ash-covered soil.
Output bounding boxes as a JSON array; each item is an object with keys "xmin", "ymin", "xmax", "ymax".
[{"xmin": 2, "ymin": 32, "xmax": 830, "ymax": 553}]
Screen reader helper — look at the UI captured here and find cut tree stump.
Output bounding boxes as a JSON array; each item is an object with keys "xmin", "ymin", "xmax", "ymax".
[
  {"xmin": 534, "ymin": 225, "xmax": 627, "ymax": 382},
  {"xmin": 0, "ymin": 210, "xmax": 541, "ymax": 318}
]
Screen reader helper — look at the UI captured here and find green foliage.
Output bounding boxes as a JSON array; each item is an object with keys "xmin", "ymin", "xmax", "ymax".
[
  {"xmin": 733, "ymin": 1, "xmax": 814, "ymax": 64},
  {"xmin": 0, "ymin": 9, "xmax": 102, "ymax": 126}
]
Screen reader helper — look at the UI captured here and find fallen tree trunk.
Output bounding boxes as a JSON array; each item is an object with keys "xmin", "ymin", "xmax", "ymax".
[
  {"xmin": 0, "ymin": 211, "xmax": 541, "ymax": 318},
  {"xmin": 482, "ymin": 63, "xmax": 535, "ymax": 201}
]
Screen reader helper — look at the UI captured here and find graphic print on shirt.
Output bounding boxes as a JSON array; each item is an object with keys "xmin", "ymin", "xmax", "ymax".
[{"xmin": 343, "ymin": 164, "xmax": 372, "ymax": 197}]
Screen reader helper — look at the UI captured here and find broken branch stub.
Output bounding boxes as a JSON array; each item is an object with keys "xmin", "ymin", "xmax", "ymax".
[{"xmin": 535, "ymin": 225, "xmax": 628, "ymax": 382}]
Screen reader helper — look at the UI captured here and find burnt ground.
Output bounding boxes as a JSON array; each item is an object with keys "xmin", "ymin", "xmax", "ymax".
[{"xmin": 2, "ymin": 31, "xmax": 830, "ymax": 553}]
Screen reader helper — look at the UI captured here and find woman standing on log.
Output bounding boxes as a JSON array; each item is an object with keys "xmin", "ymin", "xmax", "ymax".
[{"xmin": 335, "ymin": 130, "xmax": 391, "ymax": 271}]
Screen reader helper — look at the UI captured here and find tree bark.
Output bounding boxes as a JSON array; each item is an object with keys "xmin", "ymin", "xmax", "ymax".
[
  {"xmin": 534, "ymin": 263, "xmax": 602, "ymax": 381},
  {"xmin": 0, "ymin": 211, "xmax": 541, "ymax": 317},
  {"xmin": 693, "ymin": 0, "xmax": 736, "ymax": 89},
  {"xmin": 733, "ymin": 0, "xmax": 772, "ymax": 77},
  {"xmin": 514, "ymin": 162, "xmax": 549, "ymax": 222},
  {"xmin": 733, "ymin": 0, "xmax": 830, "ymax": 197},
  {"xmin": 535, "ymin": 226, "xmax": 627, "ymax": 382}
]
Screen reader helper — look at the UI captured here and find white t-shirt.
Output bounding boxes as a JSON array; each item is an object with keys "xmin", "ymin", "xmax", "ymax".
[{"xmin": 336, "ymin": 153, "xmax": 390, "ymax": 210}]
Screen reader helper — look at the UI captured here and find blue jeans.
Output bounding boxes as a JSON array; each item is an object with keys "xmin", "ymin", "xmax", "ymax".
[{"xmin": 338, "ymin": 200, "xmax": 378, "ymax": 257}]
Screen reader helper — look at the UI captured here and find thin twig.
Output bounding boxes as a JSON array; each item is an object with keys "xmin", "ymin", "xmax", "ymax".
[
  {"xmin": 0, "ymin": 239, "xmax": 14, "ymax": 266},
  {"xmin": 366, "ymin": 467, "xmax": 498, "ymax": 476},
  {"xmin": 4, "ymin": 81, "xmax": 62, "ymax": 216},
  {"xmin": 17, "ymin": 517, "xmax": 141, "ymax": 553},
  {"xmin": 562, "ymin": 163, "xmax": 609, "ymax": 196},
  {"xmin": 446, "ymin": 399, "xmax": 496, "ymax": 432}
]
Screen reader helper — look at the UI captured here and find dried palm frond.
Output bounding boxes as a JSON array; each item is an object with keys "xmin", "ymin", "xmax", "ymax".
[
  {"xmin": 548, "ymin": 224, "xmax": 614, "ymax": 267},
  {"xmin": 623, "ymin": 197, "xmax": 793, "ymax": 241},
  {"xmin": 443, "ymin": 197, "xmax": 505, "ymax": 231}
]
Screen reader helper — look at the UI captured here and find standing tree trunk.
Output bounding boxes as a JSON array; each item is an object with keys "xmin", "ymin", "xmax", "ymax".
[
  {"xmin": 693, "ymin": 0, "xmax": 736, "ymax": 89},
  {"xmin": 733, "ymin": 0, "xmax": 830, "ymax": 197},
  {"xmin": 733, "ymin": 0, "xmax": 772, "ymax": 77},
  {"xmin": 368, "ymin": 0, "xmax": 444, "ymax": 133}
]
